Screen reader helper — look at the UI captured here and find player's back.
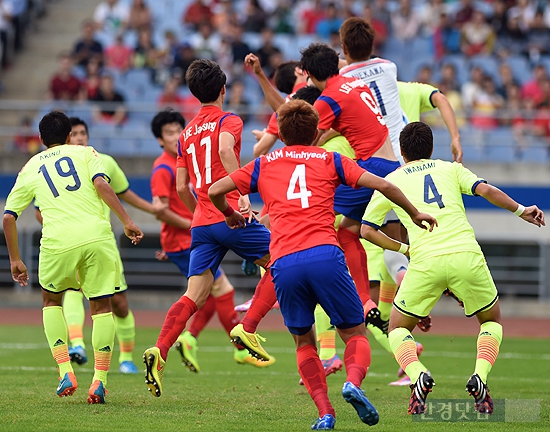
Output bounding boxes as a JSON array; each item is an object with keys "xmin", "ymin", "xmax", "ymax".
[
  {"xmin": 373, "ymin": 159, "xmax": 483, "ymax": 261},
  {"xmin": 177, "ymin": 105, "xmax": 243, "ymax": 227},
  {"xmin": 314, "ymin": 75, "xmax": 389, "ymax": 161},
  {"xmin": 7, "ymin": 145, "xmax": 112, "ymax": 251},
  {"xmin": 340, "ymin": 59, "xmax": 405, "ymax": 157},
  {"xmin": 253, "ymin": 146, "xmax": 358, "ymax": 262}
]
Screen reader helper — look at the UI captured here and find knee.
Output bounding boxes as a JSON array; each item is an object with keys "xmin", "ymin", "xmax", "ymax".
[{"xmin": 210, "ymin": 275, "xmax": 234, "ymax": 297}]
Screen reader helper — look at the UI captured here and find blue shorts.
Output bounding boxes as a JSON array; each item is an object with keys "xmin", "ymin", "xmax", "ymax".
[
  {"xmin": 334, "ymin": 157, "xmax": 400, "ymax": 222},
  {"xmin": 166, "ymin": 249, "xmax": 223, "ymax": 280},
  {"xmin": 189, "ymin": 220, "xmax": 271, "ymax": 277},
  {"xmin": 271, "ymin": 245, "xmax": 365, "ymax": 335}
]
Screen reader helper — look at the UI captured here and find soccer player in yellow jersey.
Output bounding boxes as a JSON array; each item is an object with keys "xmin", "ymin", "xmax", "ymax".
[
  {"xmin": 361, "ymin": 122, "xmax": 545, "ymax": 415},
  {"xmin": 3, "ymin": 111, "xmax": 143, "ymax": 404}
]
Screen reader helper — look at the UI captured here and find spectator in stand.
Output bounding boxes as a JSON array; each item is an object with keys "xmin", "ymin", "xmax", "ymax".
[
  {"xmin": 189, "ymin": 22, "xmax": 221, "ymax": 61},
  {"xmin": 363, "ymin": 4, "xmax": 387, "ymax": 55},
  {"xmin": 296, "ymin": 0, "xmax": 325, "ymax": 35},
  {"xmin": 527, "ymin": 10, "xmax": 550, "ymax": 61},
  {"xmin": 47, "ymin": 52, "xmax": 84, "ymax": 101},
  {"xmin": 371, "ymin": 0, "xmax": 391, "ymax": 34},
  {"xmin": 391, "ymin": 0, "xmax": 421, "ymax": 41},
  {"xmin": 94, "ymin": 0, "xmax": 130, "ymax": 35},
  {"xmin": 439, "ymin": 63, "xmax": 459, "ymax": 92},
  {"xmin": 243, "ymin": 0, "xmax": 267, "ymax": 33},
  {"xmin": 157, "ymin": 76, "xmax": 185, "ymax": 113},
  {"xmin": 419, "ymin": 0, "xmax": 446, "ymax": 37},
  {"xmin": 496, "ymin": 63, "xmax": 518, "ymax": 99},
  {"xmin": 316, "ymin": 2, "xmax": 344, "ymax": 40},
  {"xmin": 521, "ymin": 64, "xmax": 548, "ymax": 106},
  {"xmin": 133, "ymin": 29, "xmax": 160, "ymax": 70},
  {"xmin": 256, "ymin": 27, "xmax": 282, "ymax": 78},
  {"xmin": 230, "ymin": 25, "xmax": 251, "ymax": 66},
  {"xmin": 91, "ymin": 74, "xmax": 126, "ymax": 126},
  {"xmin": 460, "ymin": 10, "xmax": 495, "ymax": 56},
  {"xmin": 0, "ymin": 0, "xmax": 13, "ymax": 68},
  {"xmin": 82, "ymin": 57, "xmax": 102, "ymax": 100},
  {"xmin": 183, "ymin": 0, "xmax": 213, "ymax": 31},
  {"xmin": 129, "ymin": 0, "xmax": 152, "ymax": 32},
  {"xmin": 72, "ymin": 19, "xmax": 104, "ymax": 68},
  {"xmin": 225, "ymin": 79, "xmax": 250, "ymax": 123},
  {"xmin": 415, "ymin": 65, "xmax": 434, "ymax": 86},
  {"xmin": 104, "ymin": 34, "xmax": 133, "ymax": 72},
  {"xmin": 174, "ymin": 43, "xmax": 197, "ymax": 85},
  {"xmin": 271, "ymin": 0, "xmax": 294, "ymax": 34},
  {"xmin": 508, "ymin": 0, "xmax": 535, "ymax": 33},
  {"xmin": 462, "ymin": 66, "xmax": 484, "ymax": 110},
  {"xmin": 496, "ymin": 12, "xmax": 529, "ymax": 57},
  {"xmin": 454, "ymin": 0, "xmax": 474, "ymax": 28},
  {"xmin": 328, "ymin": 30, "xmax": 341, "ymax": 51},
  {"xmin": 211, "ymin": 0, "xmax": 238, "ymax": 38},
  {"xmin": 433, "ymin": 12, "xmax": 461, "ymax": 60},
  {"xmin": 489, "ymin": 0, "xmax": 510, "ymax": 38},
  {"xmin": 13, "ymin": 116, "xmax": 41, "ymax": 154},
  {"xmin": 470, "ymin": 75, "xmax": 505, "ymax": 129}
]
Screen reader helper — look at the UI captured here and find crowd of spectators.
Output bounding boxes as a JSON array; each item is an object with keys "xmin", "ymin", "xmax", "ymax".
[{"xmin": 41, "ymin": 0, "xmax": 550, "ymax": 155}]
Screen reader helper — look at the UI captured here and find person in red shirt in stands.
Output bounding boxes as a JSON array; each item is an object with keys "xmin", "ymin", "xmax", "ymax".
[
  {"xmin": 208, "ymin": 99, "xmax": 436, "ymax": 430},
  {"xmin": 48, "ymin": 52, "xmax": 84, "ymax": 101}
]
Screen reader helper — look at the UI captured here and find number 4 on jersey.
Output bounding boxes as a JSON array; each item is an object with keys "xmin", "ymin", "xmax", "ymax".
[
  {"xmin": 424, "ymin": 174, "xmax": 444, "ymax": 208},
  {"xmin": 287, "ymin": 164, "xmax": 312, "ymax": 208}
]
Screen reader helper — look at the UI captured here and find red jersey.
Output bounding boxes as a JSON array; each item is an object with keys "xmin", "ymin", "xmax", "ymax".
[
  {"xmin": 177, "ymin": 105, "xmax": 243, "ymax": 228},
  {"xmin": 314, "ymin": 75, "xmax": 389, "ymax": 161},
  {"xmin": 151, "ymin": 151, "xmax": 193, "ymax": 252},
  {"xmin": 231, "ymin": 146, "xmax": 365, "ymax": 262},
  {"xmin": 265, "ymin": 82, "xmax": 309, "ymax": 137}
]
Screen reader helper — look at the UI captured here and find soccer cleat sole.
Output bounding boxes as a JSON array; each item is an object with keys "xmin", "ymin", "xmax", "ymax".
[
  {"xmin": 342, "ymin": 384, "xmax": 379, "ymax": 426},
  {"xmin": 57, "ymin": 386, "xmax": 77, "ymax": 397},
  {"xmin": 87, "ymin": 394, "xmax": 105, "ymax": 404},
  {"xmin": 143, "ymin": 352, "xmax": 162, "ymax": 397},
  {"xmin": 174, "ymin": 341, "xmax": 198, "ymax": 373},
  {"xmin": 230, "ymin": 336, "xmax": 269, "ymax": 362}
]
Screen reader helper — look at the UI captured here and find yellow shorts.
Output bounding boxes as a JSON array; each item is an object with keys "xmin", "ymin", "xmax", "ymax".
[
  {"xmin": 363, "ymin": 239, "xmax": 392, "ymax": 283},
  {"xmin": 394, "ymin": 251, "xmax": 498, "ymax": 318},
  {"xmin": 39, "ymin": 239, "xmax": 120, "ymax": 300}
]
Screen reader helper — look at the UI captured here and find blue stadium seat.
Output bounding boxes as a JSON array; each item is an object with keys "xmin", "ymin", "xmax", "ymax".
[
  {"xmin": 469, "ymin": 55, "xmax": 500, "ymax": 82},
  {"xmin": 138, "ymin": 138, "xmax": 162, "ymax": 156},
  {"xmin": 505, "ymin": 55, "xmax": 531, "ymax": 85},
  {"xmin": 103, "ymin": 136, "xmax": 138, "ymax": 156},
  {"xmin": 460, "ymin": 144, "xmax": 485, "ymax": 163},
  {"xmin": 519, "ymin": 143, "xmax": 548, "ymax": 163},
  {"xmin": 431, "ymin": 128, "xmax": 452, "ymax": 161},
  {"xmin": 485, "ymin": 144, "xmax": 516, "ymax": 163}
]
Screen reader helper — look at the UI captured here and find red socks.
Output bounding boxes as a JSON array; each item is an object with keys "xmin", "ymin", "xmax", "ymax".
[
  {"xmin": 344, "ymin": 335, "xmax": 371, "ymax": 387},
  {"xmin": 241, "ymin": 269, "xmax": 277, "ymax": 333},
  {"xmin": 188, "ymin": 294, "xmax": 216, "ymax": 339},
  {"xmin": 156, "ymin": 296, "xmax": 198, "ymax": 360},
  {"xmin": 337, "ymin": 226, "xmax": 371, "ymax": 304},
  {"xmin": 297, "ymin": 344, "xmax": 335, "ymax": 418},
  {"xmin": 214, "ymin": 291, "xmax": 241, "ymax": 336}
]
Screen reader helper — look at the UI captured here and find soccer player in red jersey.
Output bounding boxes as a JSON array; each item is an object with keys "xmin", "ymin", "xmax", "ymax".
[
  {"xmin": 150, "ymin": 109, "xmax": 274, "ymax": 371},
  {"xmin": 208, "ymin": 99, "xmax": 437, "ymax": 430},
  {"xmin": 300, "ymin": 42, "xmax": 400, "ymax": 326},
  {"xmin": 143, "ymin": 60, "xmax": 274, "ymax": 397}
]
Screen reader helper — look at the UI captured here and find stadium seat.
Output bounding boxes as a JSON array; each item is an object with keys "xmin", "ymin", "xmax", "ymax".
[
  {"xmin": 441, "ymin": 54, "xmax": 469, "ymax": 86},
  {"xmin": 519, "ymin": 143, "xmax": 549, "ymax": 163},
  {"xmin": 485, "ymin": 144, "xmax": 516, "ymax": 163},
  {"xmin": 469, "ymin": 55, "xmax": 499, "ymax": 82},
  {"xmin": 460, "ymin": 144, "xmax": 485, "ymax": 163},
  {"xmin": 505, "ymin": 55, "xmax": 531, "ymax": 85}
]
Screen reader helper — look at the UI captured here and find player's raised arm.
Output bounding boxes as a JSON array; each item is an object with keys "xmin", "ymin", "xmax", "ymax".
[
  {"xmin": 356, "ymin": 172, "xmax": 437, "ymax": 231},
  {"xmin": 208, "ymin": 176, "xmax": 246, "ymax": 229},
  {"xmin": 93, "ymin": 176, "xmax": 143, "ymax": 244},
  {"xmin": 474, "ymin": 183, "xmax": 545, "ymax": 227},
  {"xmin": 244, "ymin": 53, "xmax": 285, "ymax": 112}
]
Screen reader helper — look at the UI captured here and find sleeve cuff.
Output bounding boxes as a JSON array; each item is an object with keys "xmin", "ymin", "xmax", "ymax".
[
  {"xmin": 4, "ymin": 210, "xmax": 18, "ymax": 220},
  {"xmin": 429, "ymin": 89, "xmax": 439, "ymax": 108},
  {"xmin": 361, "ymin": 220, "xmax": 380, "ymax": 230},
  {"xmin": 471, "ymin": 179, "xmax": 487, "ymax": 196},
  {"xmin": 116, "ymin": 186, "xmax": 130, "ymax": 195},
  {"xmin": 92, "ymin": 173, "xmax": 111, "ymax": 183}
]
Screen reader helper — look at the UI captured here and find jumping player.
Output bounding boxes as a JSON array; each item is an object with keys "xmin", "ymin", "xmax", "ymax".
[
  {"xmin": 143, "ymin": 59, "xmax": 274, "ymax": 398},
  {"xmin": 208, "ymin": 99, "xmax": 436, "ymax": 430},
  {"xmin": 361, "ymin": 122, "xmax": 544, "ymax": 415},
  {"xmin": 4, "ymin": 111, "xmax": 143, "ymax": 404}
]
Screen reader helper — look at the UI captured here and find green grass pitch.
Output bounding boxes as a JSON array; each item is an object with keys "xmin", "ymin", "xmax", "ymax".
[{"xmin": 0, "ymin": 325, "xmax": 548, "ymax": 431}]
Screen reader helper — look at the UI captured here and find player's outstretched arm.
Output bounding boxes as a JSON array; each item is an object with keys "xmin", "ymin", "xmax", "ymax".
[
  {"xmin": 118, "ymin": 189, "xmax": 167, "ymax": 215},
  {"xmin": 93, "ymin": 176, "xmax": 144, "ymax": 244},
  {"xmin": 154, "ymin": 196, "xmax": 192, "ymax": 230},
  {"xmin": 357, "ymin": 172, "xmax": 438, "ymax": 231},
  {"xmin": 431, "ymin": 91, "xmax": 462, "ymax": 163},
  {"xmin": 208, "ymin": 177, "xmax": 247, "ymax": 229},
  {"xmin": 361, "ymin": 224, "xmax": 409, "ymax": 255},
  {"xmin": 244, "ymin": 53, "xmax": 285, "ymax": 112},
  {"xmin": 176, "ymin": 167, "xmax": 197, "ymax": 213},
  {"xmin": 475, "ymin": 183, "xmax": 545, "ymax": 227},
  {"xmin": 3, "ymin": 214, "xmax": 28, "ymax": 286}
]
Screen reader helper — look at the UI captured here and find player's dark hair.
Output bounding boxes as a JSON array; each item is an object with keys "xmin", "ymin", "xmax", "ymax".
[
  {"xmin": 151, "ymin": 109, "xmax": 186, "ymax": 139},
  {"xmin": 291, "ymin": 85, "xmax": 322, "ymax": 105},
  {"xmin": 300, "ymin": 43, "xmax": 339, "ymax": 81},
  {"xmin": 39, "ymin": 111, "xmax": 72, "ymax": 147},
  {"xmin": 69, "ymin": 117, "xmax": 89, "ymax": 136},
  {"xmin": 186, "ymin": 59, "xmax": 227, "ymax": 103},
  {"xmin": 399, "ymin": 122, "xmax": 433, "ymax": 161},
  {"xmin": 273, "ymin": 61, "xmax": 300, "ymax": 94},
  {"xmin": 340, "ymin": 17, "xmax": 375, "ymax": 61},
  {"xmin": 277, "ymin": 99, "xmax": 319, "ymax": 146}
]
